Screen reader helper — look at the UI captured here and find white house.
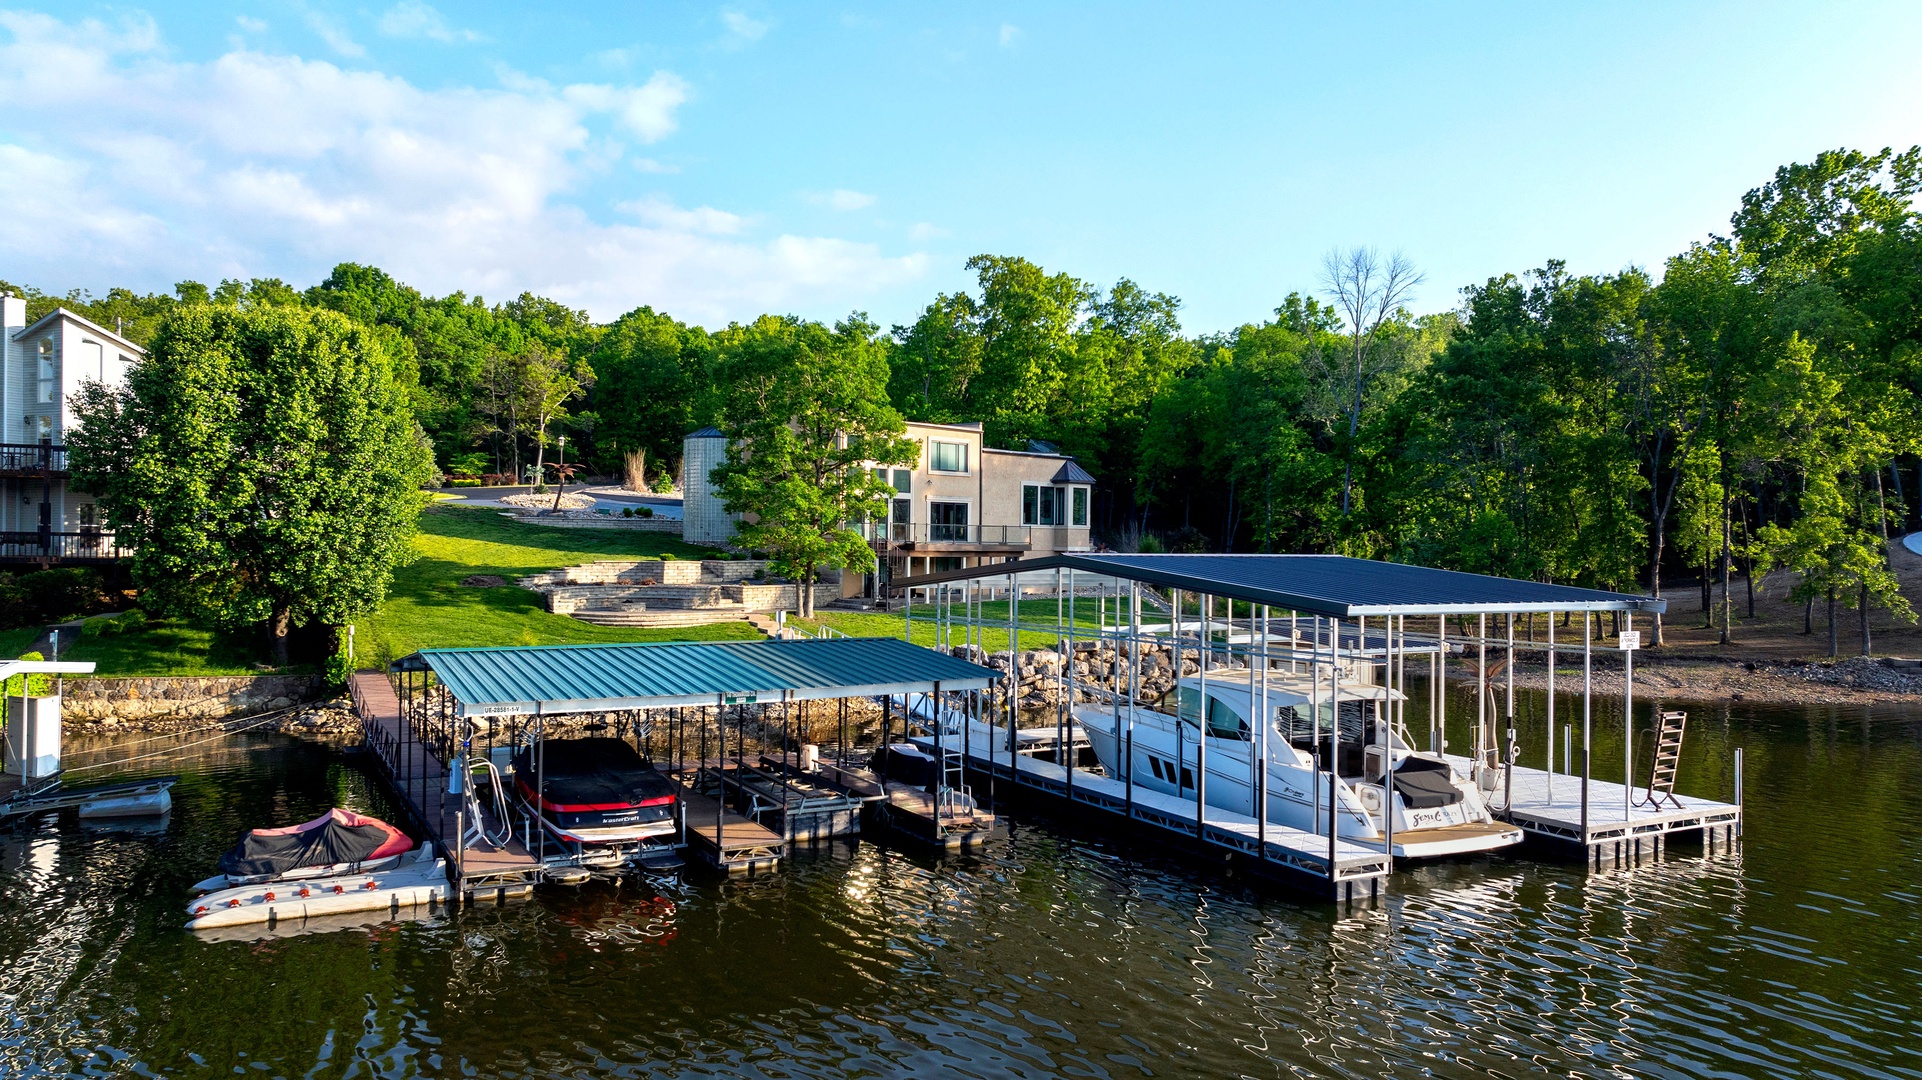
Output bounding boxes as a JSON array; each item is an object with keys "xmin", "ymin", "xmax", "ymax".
[{"xmin": 0, "ymin": 297, "xmax": 142, "ymax": 563}]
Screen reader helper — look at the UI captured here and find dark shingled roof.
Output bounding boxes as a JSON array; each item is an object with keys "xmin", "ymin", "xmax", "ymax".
[
  {"xmin": 894, "ymin": 552, "xmax": 1665, "ymax": 616},
  {"xmin": 392, "ymin": 637, "xmax": 996, "ymax": 717},
  {"xmin": 1050, "ymin": 460, "xmax": 1097, "ymax": 485}
]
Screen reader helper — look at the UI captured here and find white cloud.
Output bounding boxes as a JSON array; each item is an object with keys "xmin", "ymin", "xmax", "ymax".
[
  {"xmin": 235, "ymin": 15, "xmax": 267, "ymax": 33},
  {"xmin": 907, "ymin": 222, "xmax": 949, "ymax": 241},
  {"xmin": 562, "ymin": 72, "xmax": 691, "ymax": 142},
  {"xmin": 807, "ymin": 188, "xmax": 876, "ymax": 211},
  {"xmin": 0, "ymin": 11, "xmax": 925, "ymax": 324},
  {"xmin": 999, "ymin": 23, "xmax": 1020, "ymax": 47},
  {"xmin": 721, "ymin": 10, "xmax": 769, "ymax": 42},
  {"xmin": 302, "ymin": 8, "xmax": 365, "ymax": 58},
  {"xmin": 619, "ymin": 196, "xmax": 744, "ymax": 235},
  {"xmin": 632, "ymin": 157, "xmax": 679, "ymax": 174},
  {"xmin": 378, "ymin": 1, "xmax": 484, "ymax": 44}
]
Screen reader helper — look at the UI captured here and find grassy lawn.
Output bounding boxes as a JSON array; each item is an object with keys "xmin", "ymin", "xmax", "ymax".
[
  {"xmin": 355, "ymin": 506, "xmax": 759, "ymax": 667},
  {"xmin": 0, "ymin": 627, "xmax": 41, "ymax": 659},
  {"xmin": 58, "ymin": 621, "xmax": 265, "ymax": 676}
]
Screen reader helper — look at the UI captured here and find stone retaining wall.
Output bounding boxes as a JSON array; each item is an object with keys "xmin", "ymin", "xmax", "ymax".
[
  {"xmin": 510, "ymin": 512, "xmax": 682, "ymax": 532},
  {"xmin": 59, "ymin": 674, "xmax": 327, "ymax": 728}
]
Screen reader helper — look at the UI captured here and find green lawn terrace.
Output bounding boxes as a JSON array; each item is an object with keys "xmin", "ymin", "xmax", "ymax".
[
  {"xmin": 11, "ymin": 507, "xmax": 759, "ymax": 678},
  {"xmin": 356, "ymin": 506, "xmax": 759, "ymax": 668}
]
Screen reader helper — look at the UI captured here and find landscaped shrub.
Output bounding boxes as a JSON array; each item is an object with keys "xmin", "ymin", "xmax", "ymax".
[
  {"xmin": 638, "ymin": 507, "xmax": 654, "ymax": 518},
  {"xmin": 3, "ymin": 652, "xmax": 52, "ymax": 697},
  {"xmin": 83, "ymin": 608, "xmax": 149, "ymax": 637},
  {"xmin": 0, "ymin": 568, "xmax": 107, "ymax": 628},
  {"xmin": 448, "ymin": 478, "xmax": 483, "ymax": 487},
  {"xmin": 621, "ymin": 507, "xmax": 634, "ymax": 517}
]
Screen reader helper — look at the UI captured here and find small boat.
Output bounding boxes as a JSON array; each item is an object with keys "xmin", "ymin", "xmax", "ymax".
[
  {"xmin": 513, "ymin": 737, "xmax": 681, "ymax": 847},
  {"xmin": 1078, "ymin": 671, "xmax": 1525, "ymax": 859},
  {"xmin": 192, "ymin": 808, "xmax": 415, "ymax": 893},
  {"xmin": 78, "ymin": 787, "xmax": 173, "ymax": 819},
  {"xmin": 187, "ymin": 845, "xmax": 445, "ymax": 930}
]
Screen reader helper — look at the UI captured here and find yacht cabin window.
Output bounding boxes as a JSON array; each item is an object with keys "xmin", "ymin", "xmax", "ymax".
[{"xmin": 1176, "ymin": 686, "xmax": 1249, "ymax": 741}]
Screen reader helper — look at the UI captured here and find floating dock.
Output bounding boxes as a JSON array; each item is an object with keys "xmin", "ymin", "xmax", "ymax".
[
  {"xmin": 351, "ymin": 672, "xmax": 539, "ymax": 904},
  {"xmin": 1466, "ymin": 757, "xmax": 1742, "ymax": 867},
  {"xmin": 911, "ymin": 722, "xmax": 1387, "ymax": 900}
]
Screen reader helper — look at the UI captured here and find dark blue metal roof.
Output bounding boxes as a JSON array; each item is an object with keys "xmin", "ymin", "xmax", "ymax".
[
  {"xmin": 686, "ymin": 425, "xmax": 725, "ymax": 438},
  {"xmin": 1050, "ymin": 459, "xmax": 1097, "ymax": 485},
  {"xmin": 395, "ymin": 637, "xmax": 995, "ymax": 718},
  {"xmin": 896, "ymin": 553, "xmax": 1665, "ymax": 616}
]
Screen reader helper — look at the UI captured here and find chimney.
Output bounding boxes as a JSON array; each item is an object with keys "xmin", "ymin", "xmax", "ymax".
[{"xmin": 0, "ymin": 293, "xmax": 22, "ymax": 441}]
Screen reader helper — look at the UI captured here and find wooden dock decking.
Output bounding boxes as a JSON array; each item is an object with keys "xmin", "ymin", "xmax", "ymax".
[
  {"xmin": 349, "ymin": 671, "xmax": 540, "ymax": 897},
  {"xmin": 680, "ymin": 788, "xmax": 783, "ymax": 875}
]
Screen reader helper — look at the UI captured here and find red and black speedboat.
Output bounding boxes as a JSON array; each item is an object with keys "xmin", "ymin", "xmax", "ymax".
[{"xmin": 513, "ymin": 737, "xmax": 680, "ymax": 847}]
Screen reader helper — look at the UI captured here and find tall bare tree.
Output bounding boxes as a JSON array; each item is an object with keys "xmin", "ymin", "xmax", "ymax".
[{"xmin": 1320, "ymin": 247, "xmax": 1423, "ymax": 516}]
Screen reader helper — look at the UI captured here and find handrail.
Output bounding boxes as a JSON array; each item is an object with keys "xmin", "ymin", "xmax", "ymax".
[
  {"xmin": 0, "ymin": 531, "xmax": 130, "ymax": 561},
  {"xmin": 0, "ymin": 443, "xmax": 66, "ymax": 472}
]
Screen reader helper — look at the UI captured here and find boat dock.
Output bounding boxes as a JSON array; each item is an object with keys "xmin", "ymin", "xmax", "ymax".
[
  {"xmin": 910, "ymin": 721, "xmax": 1387, "ymax": 899},
  {"xmin": 1465, "ymin": 757, "xmax": 1743, "ymax": 866},
  {"xmin": 350, "ymin": 672, "xmax": 540, "ymax": 904}
]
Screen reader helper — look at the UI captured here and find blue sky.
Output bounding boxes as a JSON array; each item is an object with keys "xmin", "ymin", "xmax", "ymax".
[{"xmin": 3, "ymin": 2, "xmax": 1919, "ymax": 332}]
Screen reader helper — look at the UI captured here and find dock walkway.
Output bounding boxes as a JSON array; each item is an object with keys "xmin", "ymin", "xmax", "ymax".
[
  {"xmin": 911, "ymin": 721, "xmax": 1388, "ymax": 900},
  {"xmin": 350, "ymin": 671, "xmax": 540, "ymax": 898},
  {"xmin": 1456, "ymin": 755, "xmax": 1742, "ymax": 866}
]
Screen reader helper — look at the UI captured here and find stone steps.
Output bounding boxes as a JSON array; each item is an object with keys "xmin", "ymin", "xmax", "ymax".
[{"xmin": 570, "ymin": 609, "xmax": 753, "ymax": 628}]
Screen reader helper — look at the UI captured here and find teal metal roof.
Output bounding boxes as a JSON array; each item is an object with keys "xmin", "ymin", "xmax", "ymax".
[{"xmin": 394, "ymin": 637, "xmax": 996, "ymax": 718}]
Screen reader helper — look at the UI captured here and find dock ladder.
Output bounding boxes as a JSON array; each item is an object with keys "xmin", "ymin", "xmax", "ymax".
[{"xmin": 1638, "ymin": 710, "xmax": 1688, "ymax": 810}]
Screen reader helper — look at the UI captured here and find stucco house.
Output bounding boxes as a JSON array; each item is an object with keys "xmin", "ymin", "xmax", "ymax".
[
  {"xmin": 681, "ymin": 420, "xmax": 1095, "ymax": 602},
  {"xmin": 0, "ymin": 297, "xmax": 141, "ymax": 565}
]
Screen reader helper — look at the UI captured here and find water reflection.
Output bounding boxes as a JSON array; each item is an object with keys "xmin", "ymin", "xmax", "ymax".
[{"xmin": 0, "ymin": 695, "xmax": 1918, "ymax": 1078}]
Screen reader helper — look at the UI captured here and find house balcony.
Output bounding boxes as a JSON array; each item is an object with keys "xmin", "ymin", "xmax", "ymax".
[
  {"xmin": 858, "ymin": 522, "xmax": 1092, "ymax": 554},
  {"xmin": 0, "ymin": 443, "xmax": 67, "ymax": 479},
  {"xmin": 0, "ymin": 530, "xmax": 128, "ymax": 565}
]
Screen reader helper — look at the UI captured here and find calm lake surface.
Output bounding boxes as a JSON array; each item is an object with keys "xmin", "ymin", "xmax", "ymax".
[{"xmin": 4, "ymin": 687, "xmax": 1920, "ymax": 1079}]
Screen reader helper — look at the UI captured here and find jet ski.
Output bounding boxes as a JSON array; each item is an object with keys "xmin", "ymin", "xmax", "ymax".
[{"xmin": 192, "ymin": 808, "xmax": 415, "ymax": 893}]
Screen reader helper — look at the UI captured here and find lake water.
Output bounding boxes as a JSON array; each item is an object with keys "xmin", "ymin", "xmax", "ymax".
[{"xmin": 4, "ymin": 689, "xmax": 1920, "ymax": 1078}]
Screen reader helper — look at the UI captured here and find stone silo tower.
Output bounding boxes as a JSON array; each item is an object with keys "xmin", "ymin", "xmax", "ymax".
[{"xmin": 680, "ymin": 426, "xmax": 737, "ymax": 545}]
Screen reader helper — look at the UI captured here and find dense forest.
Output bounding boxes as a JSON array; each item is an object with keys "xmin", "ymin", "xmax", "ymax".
[{"xmin": 10, "ymin": 147, "xmax": 1920, "ymax": 643}]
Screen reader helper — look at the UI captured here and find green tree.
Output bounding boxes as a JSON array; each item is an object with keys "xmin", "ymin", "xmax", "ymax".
[
  {"xmin": 587, "ymin": 305, "xmax": 715, "ymax": 475},
  {"xmin": 710, "ymin": 315, "xmax": 916, "ymax": 616},
  {"xmin": 66, "ymin": 305, "xmax": 434, "ymax": 666}
]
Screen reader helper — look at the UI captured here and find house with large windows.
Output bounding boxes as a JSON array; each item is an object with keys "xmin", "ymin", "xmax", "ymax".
[
  {"xmin": 0, "ymin": 297, "xmax": 140, "ymax": 565},
  {"xmin": 681, "ymin": 419, "xmax": 1095, "ymax": 602}
]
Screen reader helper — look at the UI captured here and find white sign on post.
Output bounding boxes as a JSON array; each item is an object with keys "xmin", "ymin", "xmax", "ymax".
[{"xmin": 1619, "ymin": 630, "xmax": 1642, "ymax": 651}]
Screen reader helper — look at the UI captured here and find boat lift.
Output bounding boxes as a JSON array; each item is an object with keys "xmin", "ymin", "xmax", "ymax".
[{"xmin": 1, "ymin": 657, "xmax": 178, "ymax": 821}]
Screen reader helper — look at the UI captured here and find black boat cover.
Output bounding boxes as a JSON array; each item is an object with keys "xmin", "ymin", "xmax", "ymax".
[
  {"xmin": 514, "ymin": 737, "xmax": 678, "ymax": 829},
  {"xmin": 870, "ymin": 744, "xmax": 938, "ymax": 788},
  {"xmin": 216, "ymin": 808, "xmax": 411, "ymax": 877},
  {"xmin": 1391, "ymin": 756, "xmax": 1464, "ymax": 810}
]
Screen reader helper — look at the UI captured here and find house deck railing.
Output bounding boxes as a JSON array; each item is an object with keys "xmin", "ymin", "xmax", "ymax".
[
  {"xmin": 0, "ymin": 443, "xmax": 66, "ymax": 474},
  {"xmin": 0, "ymin": 530, "xmax": 128, "ymax": 562}
]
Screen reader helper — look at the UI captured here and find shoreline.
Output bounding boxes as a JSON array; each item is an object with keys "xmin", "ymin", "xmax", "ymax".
[{"xmin": 1450, "ymin": 652, "xmax": 1922, "ymax": 707}]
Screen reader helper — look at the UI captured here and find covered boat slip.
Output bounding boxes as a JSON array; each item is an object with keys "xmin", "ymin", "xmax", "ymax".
[
  {"xmin": 893, "ymin": 552, "xmax": 1743, "ymax": 877},
  {"xmin": 371, "ymin": 637, "xmax": 1001, "ymax": 884},
  {"xmin": 906, "ymin": 718, "xmax": 1387, "ymax": 897}
]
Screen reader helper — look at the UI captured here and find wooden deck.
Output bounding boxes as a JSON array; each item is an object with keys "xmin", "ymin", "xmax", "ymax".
[
  {"xmin": 680, "ymin": 788, "xmax": 783, "ymax": 875},
  {"xmin": 349, "ymin": 671, "xmax": 541, "ymax": 895}
]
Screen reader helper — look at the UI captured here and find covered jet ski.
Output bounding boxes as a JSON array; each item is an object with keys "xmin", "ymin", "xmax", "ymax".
[{"xmin": 193, "ymin": 808, "xmax": 414, "ymax": 893}]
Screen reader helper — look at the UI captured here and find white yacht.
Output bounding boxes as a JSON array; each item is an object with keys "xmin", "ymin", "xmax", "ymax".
[{"xmin": 1075, "ymin": 670, "xmax": 1524, "ymax": 858}]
